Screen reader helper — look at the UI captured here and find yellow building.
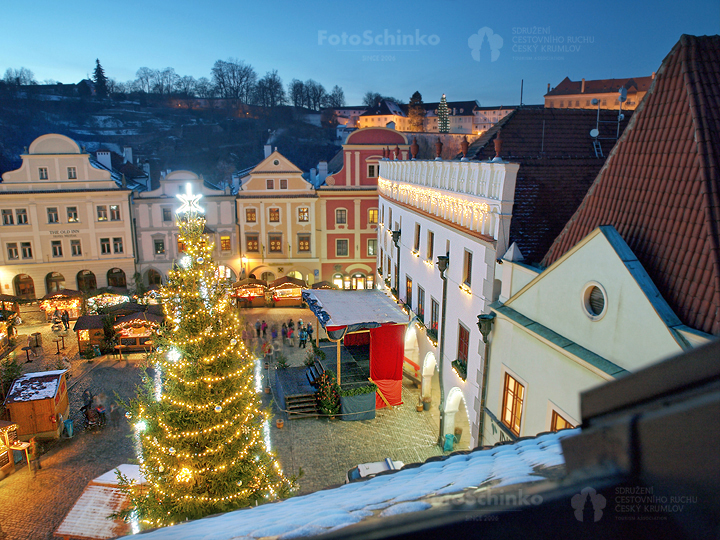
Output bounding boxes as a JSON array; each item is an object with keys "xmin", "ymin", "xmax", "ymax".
[
  {"xmin": 0, "ymin": 134, "xmax": 136, "ymax": 298},
  {"xmin": 236, "ymin": 151, "xmax": 319, "ymax": 284},
  {"xmin": 544, "ymin": 75, "xmax": 654, "ymax": 110}
]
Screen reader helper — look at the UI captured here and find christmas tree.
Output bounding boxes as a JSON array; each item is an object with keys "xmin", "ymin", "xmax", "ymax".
[
  {"xmin": 119, "ymin": 185, "xmax": 295, "ymax": 529},
  {"xmin": 437, "ymin": 94, "xmax": 450, "ymax": 133},
  {"xmin": 93, "ymin": 59, "xmax": 108, "ymax": 98}
]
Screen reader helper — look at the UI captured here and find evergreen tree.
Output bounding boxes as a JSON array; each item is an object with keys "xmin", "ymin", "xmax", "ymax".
[
  {"xmin": 119, "ymin": 191, "xmax": 295, "ymax": 529},
  {"xmin": 408, "ymin": 91, "xmax": 426, "ymax": 132},
  {"xmin": 437, "ymin": 94, "xmax": 450, "ymax": 133},
  {"xmin": 93, "ymin": 59, "xmax": 108, "ymax": 97}
]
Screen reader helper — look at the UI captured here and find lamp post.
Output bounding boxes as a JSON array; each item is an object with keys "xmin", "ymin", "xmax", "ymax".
[
  {"xmin": 391, "ymin": 230, "xmax": 401, "ymax": 297},
  {"xmin": 436, "ymin": 253, "xmax": 449, "ymax": 448},
  {"xmin": 477, "ymin": 312, "xmax": 496, "ymax": 446},
  {"xmin": 241, "ymin": 255, "xmax": 248, "ymax": 278}
]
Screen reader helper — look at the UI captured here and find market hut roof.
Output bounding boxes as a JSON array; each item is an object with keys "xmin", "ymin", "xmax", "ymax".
[
  {"xmin": 268, "ymin": 276, "xmax": 307, "ymax": 289},
  {"xmin": 311, "ymin": 281, "xmax": 337, "ymax": 290},
  {"xmin": 0, "ymin": 294, "xmax": 20, "ymax": 302},
  {"xmin": 113, "ymin": 312, "xmax": 164, "ymax": 327},
  {"xmin": 4, "ymin": 370, "xmax": 67, "ymax": 404},
  {"xmin": 73, "ymin": 314, "xmax": 105, "ymax": 331},
  {"xmin": 232, "ymin": 278, "xmax": 268, "ymax": 289},
  {"xmin": 40, "ymin": 289, "xmax": 83, "ymax": 301}
]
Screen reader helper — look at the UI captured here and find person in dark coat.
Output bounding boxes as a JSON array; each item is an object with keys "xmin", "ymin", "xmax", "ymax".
[
  {"xmin": 61, "ymin": 310, "xmax": 70, "ymax": 330},
  {"xmin": 29, "ymin": 437, "xmax": 42, "ymax": 473}
]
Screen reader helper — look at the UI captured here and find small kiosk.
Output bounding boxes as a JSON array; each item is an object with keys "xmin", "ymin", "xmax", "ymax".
[
  {"xmin": 0, "ymin": 420, "xmax": 20, "ymax": 479},
  {"xmin": 269, "ymin": 276, "xmax": 307, "ymax": 307},
  {"xmin": 231, "ymin": 278, "xmax": 268, "ymax": 308},
  {"xmin": 86, "ymin": 291, "xmax": 130, "ymax": 314},
  {"xmin": 114, "ymin": 312, "xmax": 163, "ymax": 351},
  {"xmin": 40, "ymin": 290, "xmax": 83, "ymax": 322},
  {"xmin": 3, "ymin": 370, "xmax": 70, "ymax": 440},
  {"xmin": 74, "ymin": 315, "xmax": 106, "ymax": 354},
  {"xmin": 0, "ymin": 293, "xmax": 21, "ymax": 318}
]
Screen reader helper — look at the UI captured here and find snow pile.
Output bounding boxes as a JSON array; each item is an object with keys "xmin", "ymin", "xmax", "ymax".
[{"xmin": 138, "ymin": 429, "xmax": 578, "ymax": 540}]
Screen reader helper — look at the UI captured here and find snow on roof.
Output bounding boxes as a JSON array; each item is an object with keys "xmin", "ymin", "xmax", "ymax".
[
  {"xmin": 92, "ymin": 464, "xmax": 144, "ymax": 487},
  {"xmin": 55, "ymin": 485, "xmax": 130, "ymax": 540},
  {"xmin": 302, "ymin": 289, "xmax": 408, "ymax": 333},
  {"xmin": 138, "ymin": 429, "xmax": 577, "ymax": 540},
  {"xmin": 4, "ymin": 370, "xmax": 66, "ymax": 404}
]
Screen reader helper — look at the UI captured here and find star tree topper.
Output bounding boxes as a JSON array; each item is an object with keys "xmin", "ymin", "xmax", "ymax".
[{"xmin": 176, "ymin": 183, "xmax": 204, "ymax": 215}]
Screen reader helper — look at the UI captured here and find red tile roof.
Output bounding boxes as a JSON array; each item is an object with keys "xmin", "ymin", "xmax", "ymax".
[
  {"xmin": 543, "ymin": 35, "xmax": 720, "ymax": 336},
  {"xmin": 466, "ymin": 108, "xmax": 632, "ymax": 262},
  {"xmin": 546, "ymin": 75, "xmax": 654, "ymax": 96}
]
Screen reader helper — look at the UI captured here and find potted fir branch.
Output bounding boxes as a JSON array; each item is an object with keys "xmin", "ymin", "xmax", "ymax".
[{"xmin": 339, "ymin": 383, "xmax": 377, "ymax": 421}]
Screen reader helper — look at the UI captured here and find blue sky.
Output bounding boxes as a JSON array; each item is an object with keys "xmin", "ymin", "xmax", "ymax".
[{"xmin": 1, "ymin": 0, "xmax": 718, "ymax": 105}]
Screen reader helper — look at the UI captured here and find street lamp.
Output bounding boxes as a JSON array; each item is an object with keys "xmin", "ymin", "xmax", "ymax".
[
  {"xmin": 241, "ymin": 255, "xmax": 248, "ymax": 278},
  {"xmin": 436, "ymin": 253, "xmax": 449, "ymax": 448},
  {"xmin": 476, "ymin": 312, "xmax": 496, "ymax": 446},
  {"xmin": 391, "ymin": 230, "xmax": 401, "ymax": 296}
]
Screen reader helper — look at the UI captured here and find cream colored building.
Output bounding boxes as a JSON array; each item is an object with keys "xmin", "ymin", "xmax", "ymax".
[
  {"xmin": 0, "ymin": 134, "xmax": 136, "ymax": 298},
  {"xmin": 544, "ymin": 75, "xmax": 654, "ymax": 110},
  {"xmin": 236, "ymin": 151, "xmax": 319, "ymax": 283},
  {"xmin": 133, "ymin": 170, "xmax": 240, "ymax": 286}
]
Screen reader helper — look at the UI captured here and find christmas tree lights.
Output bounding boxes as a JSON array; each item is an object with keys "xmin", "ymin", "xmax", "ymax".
[
  {"xmin": 438, "ymin": 94, "xmax": 450, "ymax": 133},
  {"xmin": 118, "ymin": 185, "xmax": 295, "ymax": 529}
]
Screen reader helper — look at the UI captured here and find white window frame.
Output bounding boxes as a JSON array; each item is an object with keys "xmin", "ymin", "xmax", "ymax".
[
  {"xmin": 336, "ymin": 238, "xmax": 349, "ymax": 257},
  {"xmin": 67, "ymin": 166, "xmax": 77, "ymax": 179}
]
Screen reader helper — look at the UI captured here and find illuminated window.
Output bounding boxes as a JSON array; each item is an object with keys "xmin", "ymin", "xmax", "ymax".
[
  {"xmin": 368, "ymin": 208, "xmax": 378, "ymax": 225},
  {"xmin": 67, "ymin": 166, "xmax": 77, "ymax": 179},
  {"xmin": 332, "ymin": 273, "xmax": 343, "ymax": 289},
  {"xmin": 110, "ymin": 205, "xmax": 121, "ymax": 221},
  {"xmin": 220, "ymin": 236, "xmax": 231, "ymax": 251},
  {"xmin": 177, "ymin": 240, "xmax": 186, "ymax": 253},
  {"xmin": 39, "ymin": 167, "xmax": 48, "ymax": 180},
  {"xmin": 502, "ymin": 373, "xmax": 525, "ymax": 437},
  {"xmin": 551, "ymin": 410, "xmax": 575, "ymax": 432},
  {"xmin": 97, "ymin": 205, "xmax": 108, "ymax": 221},
  {"xmin": 47, "ymin": 207, "xmax": 59, "ymax": 224},
  {"xmin": 78, "ymin": 329, "xmax": 90, "ymax": 341},
  {"xmin": 298, "ymin": 207, "xmax": 309, "ymax": 222},
  {"xmin": 67, "ymin": 207, "xmax": 78, "ymax": 223},
  {"xmin": 245, "ymin": 208, "xmax": 256, "ymax": 223},
  {"xmin": 336, "ymin": 239, "xmax": 349, "ymax": 257},
  {"xmin": 269, "ymin": 208, "xmax": 280, "ymax": 222},
  {"xmin": 280, "ymin": 179, "xmax": 288, "ymax": 189},
  {"xmin": 154, "ymin": 240, "xmax": 165, "ymax": 255},
  {"xmin": 367, "ymin": 238, "xmax": 377, "ymax": 256},
  {"xmin": 417, "ymin": 286, "xmax": 425, "ymax": 322},
  {"xmin": 266, "ymin": 179, "xmax": 274, "ymax": 190},
  {"xmin": 269, "ymin": 234, "xmax": 282, "ymax": 253},
  {"xmin": 298, "ymin": 234, "xmax": 310, "ymax": 252},
  {"xmin": 246, "ymin": 235, "xmax": 259, "ymax": 252}
]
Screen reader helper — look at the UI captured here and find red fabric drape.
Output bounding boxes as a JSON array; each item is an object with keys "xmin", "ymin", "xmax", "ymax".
[
  {"xmin": 374, "ymin": 379, "xmax": 403, "ymax": 408},
  {"xmin": 343, "ymin": 332, "xmax": 370, "ymax": 346},
  {"xmin": 370, "ymin": 324, "xmax": 404, "ymax": 380}
]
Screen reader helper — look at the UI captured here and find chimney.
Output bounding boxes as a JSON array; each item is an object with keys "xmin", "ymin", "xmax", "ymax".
[
  {"xmin": 547, "ymin": 83, "xmax": 550, "ymax": 93},
  {"xmin": 123, "ymin": 146, "xmax": 133, "ymax": 164},
  {"xmin": 651, "ymin": 72, "xmax": 655, "ymax": 79},
  {"xmin": 581, "ymin": 78, "xmax": 586, "ymax": 93},
  {"xmin": 264, "ymin": 144, "xmax": 272, "ymax": 158},
  {"xmin": 97, "ymin": 149, "xmax": 112, "ymax": 171}
]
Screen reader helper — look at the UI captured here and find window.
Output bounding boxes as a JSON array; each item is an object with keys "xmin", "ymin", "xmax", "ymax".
[
  {"xmin": 298, "ymin": 234, "xmax": 311, "ymax": 252},
  {"xmin": 100, "ymin": 238, "xmax": 111, "ymax": 254},
  {"xmin": 71, "ymin": 239, "xmax": 81, "ymax": 256},
  {"xmin": 47, "ymin": 207, "xmax": 59, "ymax": 224},
  {"xmin": 463, "ymin": 249, "xmax": 473, "ymax": 286},
  {"xmin": 67, "ymin": 207, "xmax": 78, "ymax": 223},
  {"xmin": 414, "ymin": 223, "xmax": 421, "ymax": 252},
  {"xmin": 16, "ymin": 209, "xmax": 27, "ymax": 224},
  {"xmin": 583, "ymin": 283, "xmax": 607, "ymax": 319},
  {"xmin": 51, "ymin": 240, "xmax": 63, "ymax": 257},
  {"xmin": 39, "ymin": 167, "xmax": 48, "ymax": 180},
  {"xmin": 336, "ymin": 208, "xmax": 347, "ymax": 225},
  {"xmin": 245, "ymin": 208, "xmax": 257, "ymax": 223},
  {"xmin": 113, "ymin": 237, "xmax": 124, "ymax": 253},
  {"xmin": 269, "ymin": 234, "xmax": 282, "ymax": 253},
  {"xmin": 21, "ymin": 242, "xmax": 32, "ymax": 259},
  {"xmin": 67, "ymin": 166, "xmax": 77, "ymax": 179},
  {"xmin": 280, "ymin": 179, "xmax": 288, "ymax": 190},
  {"xmin": 405, "ymin": 276, "xmax": 413, "ymax": 309},
  {"xmin": 427, "ymin": 231, "xmax": 434, "ymax": 261},
  {"xmin": 162, "ymin": 208, "xmax": 173, "ymax": 222},
  {"xmin": 246, "ymin": 235, "xmax": 259, "ymax": 252},
  {"xmin": 368, "ymin": 208, "xmax": 378, "ymax": 225},
  {"xmin": 368, "ymin": 164, "xmax": 377, "ymax": 178},
  {"xmin": 298, "ymin": 207, "xmax": 309, "ymax": 222},
  {"xmin": 336, "ymin": 239, "xmax": 349, "ymax": 257},
  {"xmin": 154, "ymin": 239, "xmax": 165, "ymax": 255},
  {"xmin": 97, "ymin": 205, "xmax": 108, "ymax": 221},
  {"xmin": 388, "ymin": 208, "xmax": 392, "ymax": 227},
  {"xmin": 417, "ymin": 286, "xmax": 425, "ymax": 322},
  {"xmin": 2, "ymin": 210, "xmax": 13, "ymax": 225},
  {"xmin": 380, "ymin": 204, "xmax": 384, "ymax": 225},
  {"xmin": 430, "ymin": 297, "xmax": 439, "ymax": 333},
  {"xmin": 502, "ymin": 373, "xmax": 525, "ymax": 436},
  {"xmin": 110, "ymin": 205, "xmax": 121, "ymax": 221},
  {"xmin": 368, "ymin": 238, "xmax": 377, "ymax": 256},
  {"xmin": 269, "ymin": 208, "xmax": 280, "ymax": 222},
  {"xmin": 266, "ymin": 179, "xmax": 274, "ymax": 190},
  {"xmin": 220, "ymin": 236, "xmax": 231, "ymax": 251},
  {"xmin": 177, "ymin": 240, "xmax": 186, "ymax": 253},
  {"xmin": 7, "ymin": 243, "xmax": 18, "ymax": 260},
  {"xmin": 551, "ymin": 410, "xmax": 575, "ymax": 432},
  {"xmin": 457, "ymin": 323, "xmax": 470, "ymax": 367}
]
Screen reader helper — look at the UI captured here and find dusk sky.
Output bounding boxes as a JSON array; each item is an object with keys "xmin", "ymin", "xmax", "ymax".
[{"xmin": 2, "ymin": 0, "xmax": 718, "ymax": 106}]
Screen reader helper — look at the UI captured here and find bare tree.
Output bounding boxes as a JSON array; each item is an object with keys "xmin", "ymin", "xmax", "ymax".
[
  {"xmin": 175, "ymin": 75, "xmax": 197, "ymax": 97},
  {"xmin": 254, "ymin": 70, "xmax": 285, "ymax": 108},
  {"xmin": 288, "ymin": 79, "xmax": 305, "ymax": 107},
  {"xmin": 3, "ymin": 67, "xmax": 36, "ymax": 86},
  {"xmin": 135, "ymin": 67, "xmax": 155, "ymax": 93},
  {"xmin": 304, "ymin": 79, "xmax": 327, "ymax": 111},
  {"xmin": 195, "ymin": 77, "xmax": 214, "ymax": 98},
  {"xmin": 211, "ymin": 58, "xmax": 256, "ymax": 102},
  {"xmin": 362, "ymin": 91, "xmax": 382, "ymax": 107},
  {"xmin": 326, "ymin": 85, "xmax": 345, "ymax": 108}
]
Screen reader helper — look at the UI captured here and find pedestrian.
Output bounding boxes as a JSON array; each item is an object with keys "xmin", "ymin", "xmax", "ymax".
[
  {"xmin": 288, "ymin": 318, "xmax": 295, "ymax": 332},
  {"xmin": 298, "ymin": 318, "xmax": 304, "ymax": 330},
  {"xmin": 288, "ymin": 327, "xmax": 294, "ymax": 347},
  {"xmin": 110, "ymin": 403, "xmax": 122, "ymax": 428},
  {"xmin": 96, "ymin": 402, "xmax": 107, "ymax": 426},
  {"xmin": 28, "ymin": 437, "xmax": 42, "ymax": 473},
  {"xmin": 307, "ymin": 322, "xmax": 314, "ymax": 342},
  {"xmin": 271, "ymin": 323, "xmax": 278, "ymax": 342},
  {"xmin": 281, "ymin": 323, "xmax": 288, "ymax": 345},
  {"xmin": 261, "ymin": 320, "xmax": 268, "ymax": 339},
  {"xmin": 82, "ymin": 389, "xmax": 94, "ymax": 408},
  {"xmin": 61, "ymin": 310, "xmax": 70, "ymax": 330},
  {"xmin": 255, "ymin": 320, "xmax": 261, "ymax": 338},
  {"xmin": 299, "ymin": 328, "xmax": 308, "ymax": 348}
]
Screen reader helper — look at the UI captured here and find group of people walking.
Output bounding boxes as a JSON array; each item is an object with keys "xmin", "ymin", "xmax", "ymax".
[{"xmin": 243, "ymin": 317, "xmax": 315, "ymax": 355}]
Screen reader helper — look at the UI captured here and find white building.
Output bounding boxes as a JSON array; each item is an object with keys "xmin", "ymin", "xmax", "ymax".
[
  {"xmin": 377, "ymin": 157, "xmax": 519, "ymax": 448},
  {"xmin": 133, "ymin": 170, "xmax": 239, "ymax": 286}
]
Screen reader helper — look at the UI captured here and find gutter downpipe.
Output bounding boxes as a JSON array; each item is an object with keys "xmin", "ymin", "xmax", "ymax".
[
  {"xmin": 477, "ymin": 312, "xmax": 496, "ymax": 447},
  {"xmin": 436, "ymin": 253, "xmax": 449, "ymax": 447}
]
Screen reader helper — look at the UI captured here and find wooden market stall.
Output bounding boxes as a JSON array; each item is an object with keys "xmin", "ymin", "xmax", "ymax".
[
  {"xmin": 268, "ymin": 276, "xmax": 307, "ymax": 307},
  {"xmin": 311, "ymin": 281, "xmax": 337, "ymax": 290},
  {"xmin": 0, "ymin": 420, "xmax": 21, "ymax": 479},
  {"xmin": 39, "ymin": 289, "xmax": 84, "ymax": 322},
  {"xmin": 74, "ymin": 315, "xmax": 106, "ymax": 354},
  {"xmin": 231, "ymin": 278, "xmax": 268, "ymax": 308},
  {"xmin": 86, "ymin": 291, "xmax": 131, "ymax": 314},
  {"xmin": 3, "ymin": 370, "xmax": 70, "ymax": 440},
  {"xmin": 0, "ymin": 320, "xmax": 15, "ymax": 356},
  {"xmin": 0, "ymin": 293, "xmax": 21, "ymax": 318},
  {"xmin": 114, "ymin": 312, "xmax": 163, "ymax": 351}
]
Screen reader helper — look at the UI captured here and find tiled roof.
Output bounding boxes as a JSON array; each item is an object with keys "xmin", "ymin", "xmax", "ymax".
[
  {"xmin": 135, "ymin": 429, "xmax": 577, "ymax": 540},
  {"xmin": 546, "ymin": 75, "xmax": 654, "ymax": 96},
  {"xmin": 542, "ymin": 34, "xmax": 720, "ymax": 336},
  {"xmin": 466, "ymin": 107, "xmax": 632, "ymax": 263}
]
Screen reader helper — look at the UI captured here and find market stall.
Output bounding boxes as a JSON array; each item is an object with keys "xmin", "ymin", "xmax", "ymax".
[
  {"xmin": 231, "ymin": 278, "xmax": 268, "ymax": 308},
  {"xmin": 0, "ymin": 421, "xmax": 20, "ymax": 479},
  {"xmin": 86, "ymin": 291, "xmax": 131, "ymax": 313},
  {"xmin": 268, "ymin": 276, "xmax": 307, "ymax": 307},
  {"xmin": 302, "ymin": 289, "xmax": 408, "ymax": 409},
  {"xmin": 3, "ymin": 370, "xmax": 69, "ymax": 440},
  {"xmin": 40, "ymin": 289, "xmax": 83, "ymax": 322},
  {"xmin": 0, "ymin": 293, "xmax": 21, "ymax": 318},
  {"xmin": 114, "ymin": 312, "xmax": 163, "ymax": 351},
  {"xmin": 74, "ymin": 315, "xmax": 106, "ymax": 354},
  {"xmin": 0, "ymin": 319, "xmax": 17, "ymax": 356},
  {"xmin": 311, "ymin": 281, "xmax": 337, "ymax": 290}
]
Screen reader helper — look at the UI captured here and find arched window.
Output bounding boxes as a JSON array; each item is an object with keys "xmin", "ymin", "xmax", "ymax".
[
  {"xmin": 107, "ymin": 268, "xmax": 127, "ymax": 288},
  {"xmin": 332, "ymin": 273, "xmax": 343, "ymax": 289},
  {"xmin": 77, "ymin": 270, "xmax": 97, "ymax": 292},
  {"xmin": 147, "ymin": 269, "xmax": 163, "ymax": 286},
  {"xmin": 14, "ymin": 274, "xmax": 35, "ymax": 299},
  {"xmin": 261, "ymin": 271, "xmax": 275, "ymax": 282},
  {"xmin": 46, "ymin": 272, "xmax": 66, "ymax": 293}
]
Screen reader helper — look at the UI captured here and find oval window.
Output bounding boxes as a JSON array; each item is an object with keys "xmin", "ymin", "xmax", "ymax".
[{"xmin": 582, "ymin": 283, "xmax": 607, "ymax": 320}]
